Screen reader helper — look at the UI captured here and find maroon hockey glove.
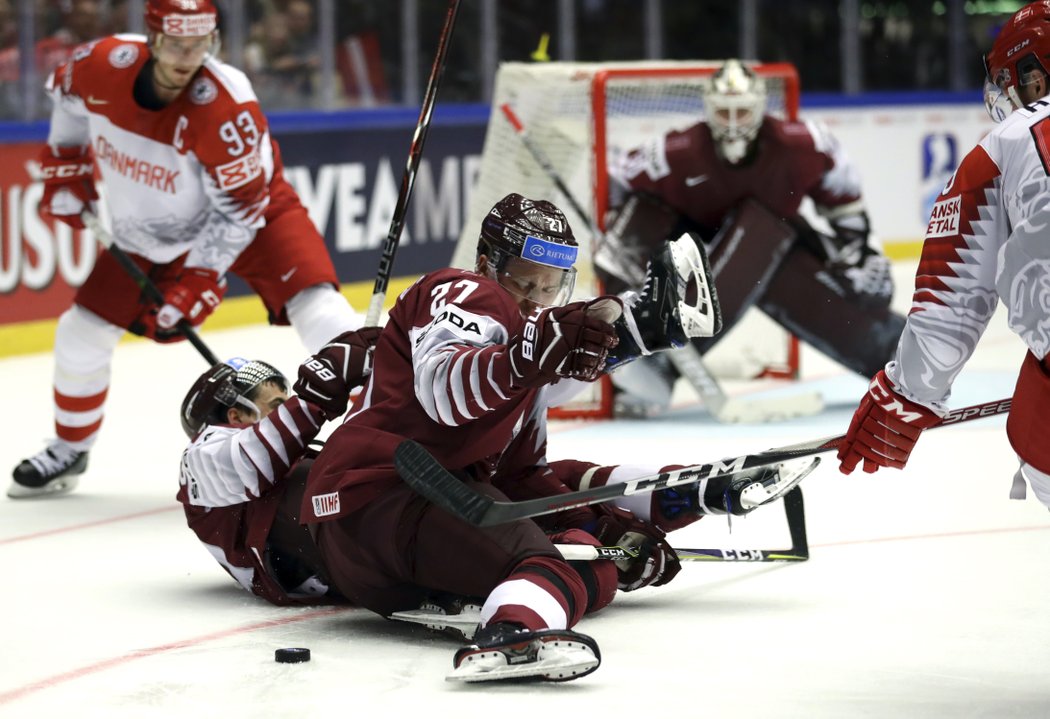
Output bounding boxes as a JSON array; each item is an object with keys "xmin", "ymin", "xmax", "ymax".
[
  {"xmin": 508, "ymin": 297, "xmax": 620, "ymax": 388},
  {"xmin": 156, "ymin": 267, "xmax": 227, "ymax": 329},
  {"xmin": 591, "ymin": 505, "xmax": 681, "ymax": 592},
  {"xmin": 294, "ymin": 326, "xmax": 383, "ymax": 419},
  {"xmin": 38, "ymin": 145, "xmax": 98, "ymax": 230},
  {"xmin": 838, "ymin": 369, "xmax": 941, "ymax": 475}
]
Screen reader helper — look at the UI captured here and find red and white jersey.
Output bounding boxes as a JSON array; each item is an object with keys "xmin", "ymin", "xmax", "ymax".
[
  {"xmin": 46, "ymin": 35, "xmax": 276, "ymax": 274},
  {"xmin": 305, "ymin": 268, "xmax": 566, "ymax": 522},
  {"xmin": 177, "ymin": 396, "xmax": 329, "ymax": 605},
  {"xmin": 888, "ymin": 99, "xmax": 1050, "ymax": 410},
  {"xmin": 611, "ymin": 116, "xmax": 864, "ymax": 233}
]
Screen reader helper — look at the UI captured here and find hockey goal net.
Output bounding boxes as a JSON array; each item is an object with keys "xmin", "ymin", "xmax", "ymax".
[{"xmin": 452, "ymin": 60, "xmax": 801, "ymax": 418}]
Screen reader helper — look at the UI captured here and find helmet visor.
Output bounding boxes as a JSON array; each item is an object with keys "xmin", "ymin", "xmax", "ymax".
[{"xmin": 493, "ymin": 255, "xmax": 576, "ymax": 309}]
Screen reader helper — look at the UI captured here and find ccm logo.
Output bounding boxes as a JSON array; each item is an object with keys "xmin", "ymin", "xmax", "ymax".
[
  {"xmin": 41, "ymin": 163, "xmax": 93, "ymax": 179},
  {"xmin": 870, "ymin": 378, "xmax": 924, "ymax": 422}
]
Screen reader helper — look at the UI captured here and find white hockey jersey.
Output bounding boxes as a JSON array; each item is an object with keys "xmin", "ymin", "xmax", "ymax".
[
  {"xmin": 890, "ymin": 97, "xmax": 1050, "ymax": 410},
  {"xmin": 177, "ymin": 396, "xmax": 331, "ymax": 605},
  {"xmin": 46, "ymin": 35, "xmax": 277, "ymax": 275}
]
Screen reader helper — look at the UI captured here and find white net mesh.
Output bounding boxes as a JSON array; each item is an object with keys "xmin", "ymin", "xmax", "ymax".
[{"xmin": 456, "ymin": 61, "xmax": 801, "ymax": 415}]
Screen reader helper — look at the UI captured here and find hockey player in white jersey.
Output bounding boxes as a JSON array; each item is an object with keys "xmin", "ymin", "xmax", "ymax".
[
  {"xmin": 12, "ymin": 0, "xmax": 361, "ymax": 499},
  {"xmin": 838, "ymin": 0, "xmax": 1050, "ymax": 509}
]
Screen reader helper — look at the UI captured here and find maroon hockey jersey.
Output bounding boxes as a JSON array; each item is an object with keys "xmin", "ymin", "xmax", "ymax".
[
  {"xmin": 612, "ymin": 116, "xmax": 863, "ymax": 232},
  {"xmin": 303, "ymin": 268, "xmax": 592, "ymax": 525}
]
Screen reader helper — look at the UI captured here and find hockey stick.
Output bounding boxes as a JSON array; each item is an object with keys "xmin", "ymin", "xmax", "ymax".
[
  {"xmin": 394, "ymin": 395, "xmax": 1011, "ymax": 526},
  {"xmin": 556, "ymin": 487, "xmax": 808, "ymax": 563},
  {"xmin": 499, "ymin": 101, "xmax": 819, "ymax": 423},
  {"xmin": 81, "ymin": 210, "xmax": 220, "ymax": 366},
  {"xmin": 365, "ymin": 0, "xmax": 460, "ymax": 325}
]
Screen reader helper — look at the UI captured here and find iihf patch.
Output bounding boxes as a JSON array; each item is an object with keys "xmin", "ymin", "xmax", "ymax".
[
  {"xmin": 108, "ymin": 44, "xmax": 139, "ymax": 69},
  {"xmin": 312, "ymin": 492, "xmax": 341, "ymax": 518},
  {"xmin": 189, "ymin": 77, "xmax": 218, "ymax": 105}
]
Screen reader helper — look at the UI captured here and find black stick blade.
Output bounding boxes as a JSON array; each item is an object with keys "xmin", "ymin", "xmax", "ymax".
[{"xmin": 394, "ymin": 440, "xmax": 495, "ymax": 526}]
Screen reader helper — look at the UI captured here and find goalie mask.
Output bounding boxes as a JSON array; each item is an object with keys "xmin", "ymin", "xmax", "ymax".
[
  {"xmin": 704, "ymin": 59, "xmax": 767, "ymax": 164},
  {"xmin": 984, "ymin": 2, "xmax": 1050, "ymax": 122},
  {"xmin": 180, "ymin": 358, "xmax": 288, "ymax": 438},
  {"xmin": 476, "ymin": 193, "xmax": 579, "ymax": 311}
]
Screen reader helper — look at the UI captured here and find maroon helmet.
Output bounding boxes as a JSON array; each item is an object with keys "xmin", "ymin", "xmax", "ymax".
[
  {"xmin": 180, "ymin": 358, "xmax": 287, "ymax": 438},
  {"xmin": 145, "ymin": 0, "xmax": 218, "ymax": 37},
  {"xmin": 476, "ymin": 193, "xmax": 579, "ymax": 308},
  {"xmin": 984, "ymin": 1, "xmax": 1050, "ymax": 121}
]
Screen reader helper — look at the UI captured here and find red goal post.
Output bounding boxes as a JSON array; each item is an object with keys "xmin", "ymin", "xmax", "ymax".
[{"xmin": 454, "ymin": 60, "xmax": 803, "ymax": 419}]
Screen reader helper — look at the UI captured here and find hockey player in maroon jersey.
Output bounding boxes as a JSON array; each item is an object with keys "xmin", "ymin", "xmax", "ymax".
[
  {"xmin": 299, "ymin": 193, "xmax": 809, "ymax": 682},
  {"xmin": 604, "ymin": 58, "xmax": 904, "ymax": 415},
  {"xmin": 838, "ymin": 1, "xmax": 1050, "ymax": 510},
  {"xmin": 12, "ymin": 0, "xmax": 361, "ymax": 498}
]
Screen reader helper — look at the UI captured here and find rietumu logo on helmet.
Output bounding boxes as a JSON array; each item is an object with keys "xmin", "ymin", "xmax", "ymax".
[{"xmin": 476, "ymin": 193, "xmax": 580, "ymax": 314}]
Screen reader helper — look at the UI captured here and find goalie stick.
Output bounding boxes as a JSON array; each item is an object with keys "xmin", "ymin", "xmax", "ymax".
[
  {"xmin": 556, "ymin": 486, "xmax": 809, "ymax": 563},
  {"xmin": 365, "ymin": 0, "xmax": 460, "ymax": 325},
  {"xmin": 82, "ymin": 210, "xmax": 220, "ymax": 366},
  {"xmin": 393, "ymin": 395, "xmax": 1011, "ymax": 526},
  {"xmin": 499, "ymin": 101, "xmax": 820, "ymax": 424}
]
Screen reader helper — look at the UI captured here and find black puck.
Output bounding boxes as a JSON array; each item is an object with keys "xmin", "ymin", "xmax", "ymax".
[{"xmin": 275, "ymin": 647, "xmax": 311, "ymax": 663}]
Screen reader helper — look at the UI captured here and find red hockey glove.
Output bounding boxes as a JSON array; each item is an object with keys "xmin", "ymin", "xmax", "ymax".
[
  {"xmin": 294, "ymin": 326, "xmax": 383, "ymax": 419},
  {"xmin": 156, "ymin": 267, "xmax": 227, "ymax": 329},
  {"xmin": 591, "ymin": 505, "xmax": 681, "ymax": 592},
  {"xmin": 508, "ymin": 297, "xmax": 621, "ymax": 388},
  {"xmin": 38, "ymin": 145, "xmax": 98, "ymax": 230},
  {"xmin": 838, "ymin": 369, "xmax": 941, "ymax": 475}
]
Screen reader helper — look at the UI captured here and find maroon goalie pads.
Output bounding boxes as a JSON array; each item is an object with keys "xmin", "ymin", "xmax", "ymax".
[
  {"xmin": 1007, "ymin": 352, "xmax": 1050, "ymax": 474},
  {"xmin": 690, "ymin": 198, "xmax": 796, "ymax": 353},
  {"xmin": 755, "ymin": 246, "xmax": 905, "ymax": 377},
  {"xmin": 597, "ymin": 192, "xmax": 683, "ymax": 293}
]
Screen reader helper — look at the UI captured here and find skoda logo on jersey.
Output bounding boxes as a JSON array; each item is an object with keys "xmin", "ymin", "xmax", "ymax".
[{"xmin": 522, "ymin": 235, "xmax": 577, "ymax": 269}]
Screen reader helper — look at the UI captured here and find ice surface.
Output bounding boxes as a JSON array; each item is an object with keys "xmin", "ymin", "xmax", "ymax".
[{"xmin": 1, "ymin": 262, "xmax": 1047, "ymax": 718}]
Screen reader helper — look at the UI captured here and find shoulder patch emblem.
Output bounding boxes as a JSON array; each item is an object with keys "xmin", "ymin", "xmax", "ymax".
[
  {"xmin": 72, "ymin": 40, "xmax": 98, "ymax": 62},
  {"xmin": 108, "ymin": 44, "xmax": 139, "ymax": 69},
  {"xmin": 189, "ymin": 77, "xmax": 218, "ymax": 105}
]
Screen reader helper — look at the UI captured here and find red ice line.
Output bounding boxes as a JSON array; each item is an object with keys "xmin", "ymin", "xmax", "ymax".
[{"xmin": 0, "ymin": 606, "xmax": 353, "ymax": 707}]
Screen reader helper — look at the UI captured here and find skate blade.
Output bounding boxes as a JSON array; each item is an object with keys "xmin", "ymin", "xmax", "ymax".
[
  {"xmin": 389, "ymin": 607, "xmax": 481, "ymax": 641},
  {"xmin": 447, "ymin": 642, "xmax": 599, "ymax": 683},
  {"xmin": 6, "ymin": 475, "xmax": 80, "ymax": 499},
  {"xmin": 740, "ymin": 457, "xmax": 820, "ymax": 510}
]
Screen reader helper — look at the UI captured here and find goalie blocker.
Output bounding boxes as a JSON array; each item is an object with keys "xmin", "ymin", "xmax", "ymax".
[{"xmin": 599, "ymin": 194, "xmax": 906, "ymax": 378}]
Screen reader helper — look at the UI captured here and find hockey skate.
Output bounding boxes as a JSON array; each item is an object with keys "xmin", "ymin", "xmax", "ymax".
[
  {"xmin": 607, "ymin": 233, "xmax": 722, "ymax": 371},
  {"xmin": 698, "ymin": 458, "xmax": 819, "ymax": 516},
  {"xmin": 448, "ymin": 623, "xmax": 601, "ymax": 683},
  {"xmin": 9, "ymin": 440, "xmax": 88, "ymax": 499},
  {"xmin": 389, "ymin": 594, "xmax": 483, "ymax": 641}
]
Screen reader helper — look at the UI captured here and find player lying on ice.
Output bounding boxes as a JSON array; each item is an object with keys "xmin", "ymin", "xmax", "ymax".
[{"xmin": 176, "ymin": 192, "xmax": 816, "ymax": 683}]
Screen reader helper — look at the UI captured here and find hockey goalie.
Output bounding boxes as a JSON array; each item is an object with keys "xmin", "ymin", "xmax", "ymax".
[{"xmin": 599, "ymin": 59, "xmax": 906, "ymax": 416}]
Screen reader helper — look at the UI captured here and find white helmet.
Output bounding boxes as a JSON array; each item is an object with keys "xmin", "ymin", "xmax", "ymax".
[{"xmin": 704, "ymin": 59, "xmax": 767, "ymax": 164}]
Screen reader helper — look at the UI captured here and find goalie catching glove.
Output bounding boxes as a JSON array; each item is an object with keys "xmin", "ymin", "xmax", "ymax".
[
  {"xmin": 294, "ymin": 327, "xmax": 383, "ymax": 419},
  {"xmin": 838, "ymin": 369, "xmax": 941, "ymax": 474},
  {"xmin": 508, "ymin": 297, "xmax": 621, "ymax": 388},
  {"xmin": 607, "ymin": 233, "xmax": 722, "ymax": 370}
]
